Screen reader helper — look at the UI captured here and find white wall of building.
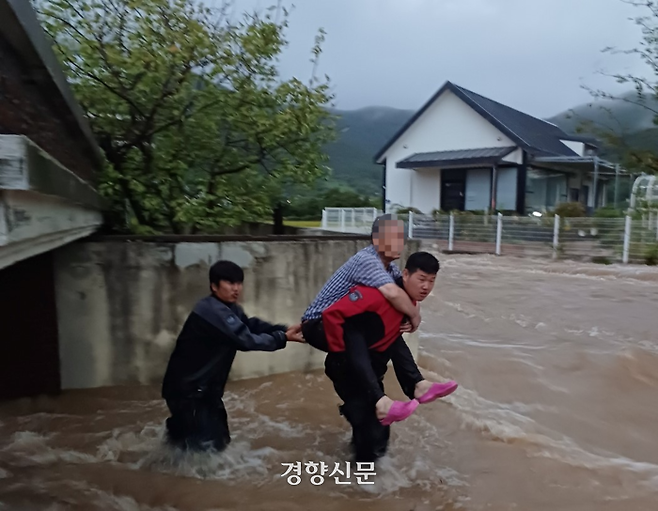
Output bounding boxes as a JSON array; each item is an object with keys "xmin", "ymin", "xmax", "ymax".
[
  {"xmin": 381, "ymin": 90, "xmax": 516, "ymax": 210},
  {"xmin": 560, "ymin": 140, "xmax": 585, "ymax": 156},
  {"xmin": 502, "ymin": 148, "xmax": 524, "ymax": 164},
  {"xmin": 410, "ymin": 168, "xmax": 441, "ymax": 214}
]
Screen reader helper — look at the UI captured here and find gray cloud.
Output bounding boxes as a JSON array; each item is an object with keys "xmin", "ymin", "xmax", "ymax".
[{"xmin": 216, "ymin": 0, "xmax": 648, "ymax": 117}]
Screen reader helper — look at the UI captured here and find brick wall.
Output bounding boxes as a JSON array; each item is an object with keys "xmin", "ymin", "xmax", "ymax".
[{"xmin": 0, "ymin": 37, "xmax": 97, "ymax": 183}]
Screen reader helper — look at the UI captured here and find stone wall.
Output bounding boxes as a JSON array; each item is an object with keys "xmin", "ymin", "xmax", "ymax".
[{"xmin": 54, "ymin": 237, "xmax": 420, "ymax": 389}]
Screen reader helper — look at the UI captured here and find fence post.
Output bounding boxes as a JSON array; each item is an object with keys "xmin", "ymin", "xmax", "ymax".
[
  {"xmin": 340, "ymin": 209, "xmax": 346, "ymax": 232},
  {"xmin": 553, "ymin": 214, "xmax": 560, "ymax": 260},
  {"xmin": 495, "ymin": 213, "xmax": 503, "ymax": 255},
  {"xmin": 623, "ymin": 215, "xmax": 631, "ymax": 264},
  {"xmin": 408, "ymin": 211, "xmax": 414, "ymax": 239},
  {"xmin": 321, "ymin": 209, "xmax": 328, "ymax": 230},
  {"xmin": 448, "ymin": 213, "xmax": 455, "ymax": 251},
  {"xmin": 656, "ymin": 212, "xmax": 658, "ymax": 241}
]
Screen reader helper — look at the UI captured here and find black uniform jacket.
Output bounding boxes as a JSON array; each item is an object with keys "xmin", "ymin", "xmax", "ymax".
[{"xmin": 162, "ymin": 295, "xmax": 288, "ymax": 401}]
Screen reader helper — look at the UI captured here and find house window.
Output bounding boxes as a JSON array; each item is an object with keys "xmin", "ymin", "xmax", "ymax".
[{"xmin": 525, "ymin": 169, "xmax": 568, "ymax": 213}]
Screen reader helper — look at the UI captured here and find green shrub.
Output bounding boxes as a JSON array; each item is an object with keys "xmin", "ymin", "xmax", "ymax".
[
  {"xmin": 594, "ymin": 206, "xmax": 625, "ymax": 218},
  {"xmin": 645, "ymin": 244, "xmax": 658, "ymax": 266},
  {"xmin": 554, "ymin": 202, "xmax": 586, "ymax": 218},
  {"xmin": 395, "ymin": 207, "xmax": 423, "ymax": 215}
]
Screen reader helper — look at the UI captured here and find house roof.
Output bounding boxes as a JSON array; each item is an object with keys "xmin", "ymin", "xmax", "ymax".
[
  {"xmin": 374, "ymin": 81, "xmax": 579, "ymax": 164},
  {"xmin": 533, "ymin": 155, "xmax": 621, "ymax": 175},
  {"xmin": 0, "ymin": 0, "xmax": 103, "ymax": 168},
  {"xmin": 397, "ymin": 147, "xmax": 516, "ymax": 169}
]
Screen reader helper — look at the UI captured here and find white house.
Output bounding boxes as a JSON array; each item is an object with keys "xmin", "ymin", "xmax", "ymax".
[{"xmin": 374, "ymin": 81, "xmax": 620, "ymax": 215}]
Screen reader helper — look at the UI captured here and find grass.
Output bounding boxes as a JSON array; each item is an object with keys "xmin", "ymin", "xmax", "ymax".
[{"xmin": 284, "ymin": 220, "xmax": 321, "ymax": 228}]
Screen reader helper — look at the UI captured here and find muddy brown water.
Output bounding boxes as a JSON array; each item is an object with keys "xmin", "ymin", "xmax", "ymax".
[{"xmin": 1, "ymin": 254, "xmax": 658, "ymax": 511}]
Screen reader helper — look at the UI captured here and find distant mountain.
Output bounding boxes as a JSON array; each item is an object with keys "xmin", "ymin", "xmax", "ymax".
[
  {"xmin": 549, "ymin": 93, "xmax": 658, "ymax": 165},
  {"xmin": 324, "ymin": 92, "xmax": 658, "ymax": 197},
  {"xmin": 324, "ymin": 107, "xmax": 413, "ymax": 196},
  {"xmin": 549, "ymin": 91, "xmax": 658, "ymax": 135}
]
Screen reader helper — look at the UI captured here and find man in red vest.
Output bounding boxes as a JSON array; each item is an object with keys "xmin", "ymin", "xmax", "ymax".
[{"xmin": 312, "ymin": 251, "xmax": 458, "ymax": 462}]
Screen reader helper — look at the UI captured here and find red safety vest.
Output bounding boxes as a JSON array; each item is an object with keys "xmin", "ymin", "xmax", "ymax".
[{"xmin": 322, "ymin": 286, "xmax": 414, "ymax": 353}]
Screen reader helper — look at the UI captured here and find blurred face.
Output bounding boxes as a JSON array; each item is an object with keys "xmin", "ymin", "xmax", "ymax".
[
  {"xmin": 373, "ymin": 220, "xmax": 405, "ymax": 260},
  {"xmin": 211, "ymin": 280, "xmax": 243, "ymax": 303},
  {"xmin": 402, "ymin": 268, "xmax": 436, "ymax": 302}
]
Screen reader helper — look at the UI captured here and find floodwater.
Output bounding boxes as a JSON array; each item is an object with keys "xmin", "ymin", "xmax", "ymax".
[{"xmin": 2, "ymin": 254, "xmax": 658, "ymax": 511}]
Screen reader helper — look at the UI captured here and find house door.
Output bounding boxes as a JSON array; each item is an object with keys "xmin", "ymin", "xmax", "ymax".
[{"xmin": 441, "ymin": 171, "xmax": 466, "ymax": 211}]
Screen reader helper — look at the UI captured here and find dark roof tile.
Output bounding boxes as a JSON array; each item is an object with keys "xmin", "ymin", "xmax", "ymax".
[
  {"xmin": 375, "ymin": 81, "xmax": 579, "ymax": 163},
  {"xmin": 397, "ymin": 146, "xmax": 516, "ymax": 168}
]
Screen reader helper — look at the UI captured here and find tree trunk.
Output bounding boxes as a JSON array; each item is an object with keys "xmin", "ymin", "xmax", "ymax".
[{"xmin": 273, "ymin": 203, "xmax": 284, "ymax": 235}]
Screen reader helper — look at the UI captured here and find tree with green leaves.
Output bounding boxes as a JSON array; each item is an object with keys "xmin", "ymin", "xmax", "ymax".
[
  {"xmin": 579, "ymin": 0, "xmax": 658, "ymax": 176},
  {"xmin": 36, "ymin": 0, "xmax": 336, "ymax": 233}
]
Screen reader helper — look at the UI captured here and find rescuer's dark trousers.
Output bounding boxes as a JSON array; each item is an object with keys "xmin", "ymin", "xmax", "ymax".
[
  {"xmin": 164, "ymin": 390, "xmax": 231, "ymax": 452},
  {"xmin": 315, "ymin": 317, "xmax": 423, "ymax": 463}
]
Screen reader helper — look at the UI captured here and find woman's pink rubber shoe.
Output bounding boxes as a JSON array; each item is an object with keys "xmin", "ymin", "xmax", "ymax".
[
  {"xmin": 417, "ymin": 381, "xmax": 458, "ymax": 404},
  {"xmin": 379, "ymin": 399, "xmax": 419, "ymax": 426}
]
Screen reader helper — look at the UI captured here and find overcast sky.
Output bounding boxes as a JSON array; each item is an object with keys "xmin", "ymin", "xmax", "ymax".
[{"xmin": 218, "ymin": 0, "xmax": 648, "ymax": 118}]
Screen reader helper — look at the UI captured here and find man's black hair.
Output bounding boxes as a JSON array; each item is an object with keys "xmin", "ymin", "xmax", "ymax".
[
  {"xmin": 405, "ymin": 252, "xmax": 440, "ymax": 275},
  {"xmin": 209, "ymin": 260, "xmax": 244, "ymax": 287}
]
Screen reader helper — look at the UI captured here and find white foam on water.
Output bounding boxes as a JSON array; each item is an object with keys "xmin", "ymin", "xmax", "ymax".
[
  {"xmin": 138, "ymin": 438, "xmax": 283, "ymax": 483},
  {"xmin": 448, "ymin": 385, "xmax": 658, "ymax": 496},
  {"xmin": 1, "ymin": 431, "xmax": 97, "ymax": 467},
  {"xmin": 421, "ymin": 332, "xmax": 549, "ymax": 352},
  {"xmin": 442, "ymin": 301, "xmax": 491, "ymax": 322},
  {"xmin": 96, "ymin": 423, "xmax": 165, "ymax": 462}
]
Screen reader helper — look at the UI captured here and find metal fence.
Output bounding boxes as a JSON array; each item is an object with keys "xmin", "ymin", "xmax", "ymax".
[
  {"xmin": 405, "ymin": 211, "xmax": 658, "ymax": 264},
  {"xmin": 318, "ymin": 208, "xmax": 658, "ymax": 265},
  {"xmin": 321, "ymin": 207, "xmax": 381, "ymax": 233}
]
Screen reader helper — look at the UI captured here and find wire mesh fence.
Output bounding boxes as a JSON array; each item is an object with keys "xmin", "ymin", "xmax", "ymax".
[
  {"xmin": 321, "ymin": 207, "xmax": 381, "ymax": 233},
  {"xmin": 319, "ymin": 208, "xmax": 658, "ymax": 265}
]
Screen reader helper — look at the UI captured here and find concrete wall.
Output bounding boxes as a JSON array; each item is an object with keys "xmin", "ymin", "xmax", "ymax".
[{"xmin": 54, "ymin": 238, "xmax": 420, "ymax": 390}]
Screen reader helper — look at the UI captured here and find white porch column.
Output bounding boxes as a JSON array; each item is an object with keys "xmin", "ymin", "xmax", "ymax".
[
  {"xmin": 448, "ymin": 213, "xmax": 455, "ymax": 251},
  {"xmin": 623, "ymin": 215, "xmax": 631, "ymax": 264},
  {"xmin": 495, "ymin": 213, "xmax": 503, "ymax": 255},
  {"xmin": 553, "ymin": 214, "xmax": 560, "ymax": 260}
]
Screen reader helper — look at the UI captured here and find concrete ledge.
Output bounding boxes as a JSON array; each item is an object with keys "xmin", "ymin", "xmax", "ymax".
[
  {"xmin": 0, "ymin": 189, "xmax": 102, "ymax": 270},
  {"xmin": 0, "ymin": 135, "xmax": 102, "ymax": 209}
]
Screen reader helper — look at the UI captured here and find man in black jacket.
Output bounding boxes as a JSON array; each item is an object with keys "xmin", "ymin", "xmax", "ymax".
[{"xmin": 161, "ymin": 260, "xmax": 305, "ymax": 452}]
